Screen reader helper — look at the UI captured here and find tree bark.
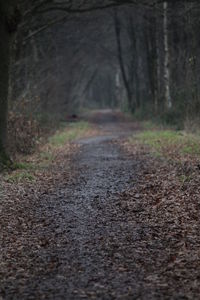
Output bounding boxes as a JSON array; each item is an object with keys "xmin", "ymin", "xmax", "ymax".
[
  {"xmin": 0, "ymin": 4, "xmax": 10, "ymax": 157},
  {"xmin": 0, "ymin": 1, "xmax": 19, "ymax": 163},
  {"xmin": 163, "ymin": 1, "xmax": 172, "ymax": 110},
  {"xmin": 113, "ymin": 10, "xmax": 134, "ymax": 112}
]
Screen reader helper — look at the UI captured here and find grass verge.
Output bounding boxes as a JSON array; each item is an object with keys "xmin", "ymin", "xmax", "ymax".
[
  {"xmin": 49, "ymin": 121, "xmax": 89, "ymax": 146},
  {"xmin": 3, "ymin": 121, "xmax": 92, "ymax": 183},
  {"xmin": 130, "ymin": 128, "xmax": 200, "ymax": 160}
]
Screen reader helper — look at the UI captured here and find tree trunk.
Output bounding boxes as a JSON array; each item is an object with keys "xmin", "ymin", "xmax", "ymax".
[
  {"xmin": 0, "ymin": 4, "xmax": 11, "ymax": 159},
  {"xmin": 0, "ymin": 1, "xmax": 19, "ymax": 164},
  {"xmin": 155, "ymin": 11, "xmax": 160, "ymax": 113},
  {"xmin": 113, "ymin": 9, "xmax": 134, "ymax": 113},
  {"xmin": 163, "ymin": 1, "xmax": 172, "ymax": 110}
]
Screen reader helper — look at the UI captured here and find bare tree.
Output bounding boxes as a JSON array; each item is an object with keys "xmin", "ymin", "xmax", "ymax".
[{"xmin": 163, "ymin": 1, "xmax": 172, "ymax": 110}]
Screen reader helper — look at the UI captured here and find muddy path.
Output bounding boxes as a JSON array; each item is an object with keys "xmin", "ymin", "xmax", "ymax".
[
  {"xmin": 1, "ymin": 111, "xmax": 198, "ymax": 299},
  {"xmin": 1, "ymin": 111, "xmax": 142, "ymax": 299}
]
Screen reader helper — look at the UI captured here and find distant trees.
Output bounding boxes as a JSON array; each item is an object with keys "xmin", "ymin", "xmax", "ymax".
[
  {"xmin": 1, "ymin": 0, "xmax": 200, "ymax": 162},
  {"xmin": 163, "ymin": 1, "xmax": 172, "ymax": 110},
  {"xmin": 112, "ymin": 1, "xmax": 200, "ymax": 127},
  {"xmin": 114, "ymin": 9, "xmax": 136, "ymax": 113}
]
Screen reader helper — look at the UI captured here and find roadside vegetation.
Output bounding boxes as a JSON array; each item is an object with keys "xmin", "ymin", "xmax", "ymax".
[
  {"xmin": 122, "ymin": 120, "xmax": 200, "ymax": 296},
  {"xmin": 131, "ymin": 128, "xmax": 200, "ymax": 160},
  {"xmin": 125, "ymin": 120, "xmax": 200, "ymax": 196},
  {"xmin": 2, "ymin": 121, "xmax": 95, "ymax": 183},
  {"xmin": 49, "ymin": 121, "xmax": 90, "ymax": 146}
]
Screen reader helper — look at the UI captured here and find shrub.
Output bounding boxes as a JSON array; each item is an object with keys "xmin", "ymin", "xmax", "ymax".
[{"xmin": 7, "ymin": 111, "xmax": 41, "ymax": 156}]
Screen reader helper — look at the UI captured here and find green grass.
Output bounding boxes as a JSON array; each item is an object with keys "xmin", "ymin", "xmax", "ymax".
[
  {"xmin": 6, "ymin": 171, "xmax": 35, "ymax": 183},
  {"xmin": 12, "ymin": 162, "xmax": 35, "ymax": 170},
  {"xmin": 133, "ymin": 130, "xmax": 183, "ymax": 149},
  {"xmin": 142, "ymin": 121, "xmax": 157, "ymax": 130},
  {"xmin": 49, "ymin": 121, "xmax": 90, "ymax": 146},
  {"xmin": 178, "ymin": 174, "xmax": 193, "ymax": 184},
  {"xmin": 3, "ymin": 121, "xmax": 92, "ymax": 183},
  {"xmin": 39, "ymin": 151, "xmax": 54, "ymax": 162},
  {"xmin": 131, "ymin": 129, "xmax": 200, "ymax": 157}
]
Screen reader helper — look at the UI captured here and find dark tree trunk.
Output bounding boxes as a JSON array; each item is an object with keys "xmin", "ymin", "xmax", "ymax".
[
  {"xmin": 0, "ymin": 1, "xmax": 19, "ymax": 163},
  {"xmin": 0, "ymin": 4, "xmax": 10, "ymax": 159},
  {"xmin": 113, "ymin": 9, "xmax": 135, "ymax": 113}
]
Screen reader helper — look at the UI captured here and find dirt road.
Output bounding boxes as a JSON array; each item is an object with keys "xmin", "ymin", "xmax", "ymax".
[{"xmin": 1, "ymin": 111, "xmax": 199, "ymax": 299}]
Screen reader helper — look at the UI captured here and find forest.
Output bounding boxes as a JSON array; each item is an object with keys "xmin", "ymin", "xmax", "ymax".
[
  {"xmin": 1, "ymin": 1, "xmax": 200, "ymax": 161},
  {"xmin": 1, "ymin": 1, "xmax": 200, "ymax": 299}
]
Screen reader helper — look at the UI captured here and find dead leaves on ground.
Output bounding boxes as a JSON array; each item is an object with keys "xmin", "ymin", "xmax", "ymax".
[
  {"xmin": 120, "ymin": 139, "xmax": 200, "ymax": 298},
  {"xmin": 0, "ymin": 126, "xmax": 101, "ymax": 294}
]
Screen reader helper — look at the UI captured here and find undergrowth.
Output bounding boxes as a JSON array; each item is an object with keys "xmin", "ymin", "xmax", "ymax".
[
  {"xmin": 6, "ymin": 172, "xmax": 36, "ymax": 183},
  {"xmin": 131, "ymin": 129, "xmax": 200, "ymax": 159},
  {"xmin": 49, "ymin": 121, "xmax": 89, "ymax": 146},
  {"xmin": 3, "ymin": 121, "xmax": 91, "ymax": 183}
]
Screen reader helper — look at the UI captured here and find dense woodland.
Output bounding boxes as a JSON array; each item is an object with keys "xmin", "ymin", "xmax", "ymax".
[
  {"xmin": 2, "ymin": 2, "xmax": 200, "ymax": 298},
  {"xmin": 1, "ymin": 0, "xmax": 200, "ymax": 162}
]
